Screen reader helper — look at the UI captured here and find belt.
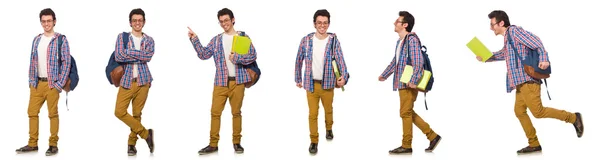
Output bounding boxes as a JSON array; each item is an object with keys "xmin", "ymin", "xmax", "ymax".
[
  {"xmin": 132, "ymin": 78, "xmax": 138, "ymax": 82},
  {"xmin": 38, "ymin": 77, "xmax": 48, "ymax": 82},
  {"xmin": 228, "ymin": 77, "xmax": 235, "ymax": 81},
  {"xmin": 313, "ymin": 80, "xmax": 322, "ymax": 83}
]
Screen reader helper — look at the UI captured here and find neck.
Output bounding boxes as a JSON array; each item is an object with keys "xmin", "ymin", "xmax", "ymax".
[
  {"xmin": 398, "ymin": 30, "xmax": 408, "ymax": 40},
  {"xmin": 43, "ymin": 30, "xmax": 55, "ymax": 37},
  {"xmin": 315, "ymin": 32, "xmax": 328, "ymax": 40},
  {"xmin": 132, "ymin": 30, "xmax": 143, "ymax": 37},
  {"xmin": 224, "ymin": 28, "xmax": 237, "ymax": 35},
  {"xmin": 500, "ymin": 27, "xmax": 508, "ymax": 36}
]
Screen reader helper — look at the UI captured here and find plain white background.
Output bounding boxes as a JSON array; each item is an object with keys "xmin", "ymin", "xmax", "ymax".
[{"xmin": 0, "ymin": 0, "xmax": 597, "ymax": 159}]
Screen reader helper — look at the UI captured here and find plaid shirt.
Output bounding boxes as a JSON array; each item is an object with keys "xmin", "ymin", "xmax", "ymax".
[
  {"xmin": 189, "ymin": 31, "xmax": 258, "ymax": 87},
  {"xmin": 379, "ymin": 32, "xmax": 424, "ymax": 91},
  {"xmin": 487, "ymin": 25, "xmax": 548, "ymax": 93},
  {"xmin": 29, "ymin": 32, "xmax": 72, "ymax": 93},
  {"xmin": 114, "ymin": 32, "xmax": 155, "ymax": 89},
  {"xmin": 294, "ymin": 32, "xmax": 349, "ymax": 93}
]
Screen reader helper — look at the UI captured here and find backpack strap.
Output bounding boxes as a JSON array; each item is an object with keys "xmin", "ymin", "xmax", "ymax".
[
  {"xmin": 506, "ymin": 29, "xmax": 551, "ymax": 100},
  {"xmin": 54, "ymin": 35, "xmax": 73, "ymax": 111},
  {"xmin": 402, "ymin": 34, "xmax": 429, "ymax": 110}
]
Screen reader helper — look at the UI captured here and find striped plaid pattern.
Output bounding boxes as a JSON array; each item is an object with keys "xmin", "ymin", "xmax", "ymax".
[
  {"xmin": 488, "ymin": 25, "xmax": 547, "ymax": 93},
  {"xmin": 189, "ymin": 32, "xmax": 258, "ymax": 87},
  {"xmin": 114, "ymin": 32, "xmax": 155, "ymax": 89},
  {"xmin": 379, "ymin": 32, "xmax": 424, "ymax": 91},
  {"xmin": 29, "ymin": 32, "xmax": 71, "ymax": 93},
  {"xmin": 294, "ymin": 32, "xmax": 349, "ymax": 93}
]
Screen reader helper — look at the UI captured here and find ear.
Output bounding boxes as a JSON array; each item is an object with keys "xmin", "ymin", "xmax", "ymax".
[
  {"xmin": 499, "ymin": 20, "xmax": 505, "ymax": 27},
  {"xmin": 231, "ymin": 18, "xmax": 235, "ymax": 24}
]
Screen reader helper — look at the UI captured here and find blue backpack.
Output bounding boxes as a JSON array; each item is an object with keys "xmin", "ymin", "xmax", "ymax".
[
  {"xmin": 237, "ymin": 31, "xmax": 262, "ymax": 88},
  {"xmin": 56, "ymin": 35, "xmax": 79, "ymax": 92},
  {"xmin": 56, "ymin": 35, "xmax": 79, "ymax": 111},
  {"xmin": 506, "ymin": 29, "xmax": 551, "ymax": 100},
  {"xmin": 404, "ymin": 34, "xmax": 434, "ymax": 110},
  {"xmin": 105, "ymin": 32, "xmax": 129, "ymax": 86}
]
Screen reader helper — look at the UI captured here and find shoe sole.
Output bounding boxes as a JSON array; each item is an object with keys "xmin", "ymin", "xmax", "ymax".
[
  {"xmin": 198, "ymin": 151, "xmax": 217, "ymax": 155},
  {"xmin": 45, "ymin": 152, "xmax": 57, "ymax": 156},
  {"xmin": 425, "ymin": 137, "xmax": 442, "ymax": 152},
  {"xmin": 577, "ymin": 113, "xmax": 584, "ymax": 138},
  {"xmin": 517, "ymin": 150, "xmax": 542, "ymax": 155},
  {"xmin": 235, "ymin": 150, "xmax": 244, "ymax": 154},
  {"xmin": 128, "ymin": 153, "xmax": 136, "ymax": 156},
  {"xmin": 147, "ymin": 129, "xmax": 154, "ymax": 153}
]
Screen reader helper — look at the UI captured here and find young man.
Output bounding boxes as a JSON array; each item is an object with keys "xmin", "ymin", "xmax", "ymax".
[
  {"xmin": 294, "ymin": 9, "xmax": 349, "ymax": 154},
  {"xmin": 188, "ymin": 8, "xmax": 257, "ymax": 155},
  {"xmin": 378, "ymin": 11, "xmax": 441, "ymax": 154},
  {"xmin": 480, "ymin": 10, "xmax": 584, "ymax": 154},
  {"xmin": 15, "ymin": 8, "xmax": 71, "ymax": 156},
  {"xmin": 113, "ymin": 8, "xmax": 155, "ymax": 156}
]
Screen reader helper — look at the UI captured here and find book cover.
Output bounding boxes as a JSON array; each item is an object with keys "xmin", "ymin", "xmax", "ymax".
[
  {"xmin": 232, "ymin": 35, "xmax": 251, "ymax": 55},
  {"xmin": 466, "ymin": 36, "xmax": 493, "ymax": 62},
  {"xmin": 400, "ymin": 65, "xmax": 431, "ymax": 90},
  {"xmin": 332, "ymin": 60, "xmax": 345, "ymax": 91}
]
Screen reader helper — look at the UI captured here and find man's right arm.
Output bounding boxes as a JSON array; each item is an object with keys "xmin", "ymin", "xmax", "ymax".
[
  {"xmin": 380, "ymin": 56, "xmax": 397, "ymax": 80},
  {"xmin": 486, "ymin": 46, "xmax": 507, "ymax": 62},
  {"xmin": 115, "ymin": 33, "xmax": 146, "ymax": 63},
  {"xmin": 294, "ymin": 38, "xmax": 306, "ymax": 84},
  {"xmin": 190, "ymin": 36, "xmax": 216, "ymax": 60}
]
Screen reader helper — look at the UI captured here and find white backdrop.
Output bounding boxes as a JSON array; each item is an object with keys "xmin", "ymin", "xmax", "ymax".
[{"xmin": 0, "ymin": 0, "xmax": 598, "ymax": 159}]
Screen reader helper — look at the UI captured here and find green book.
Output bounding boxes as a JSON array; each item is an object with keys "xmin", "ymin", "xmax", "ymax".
[
  {"xmin": 232, "ymin": 35, "xmax": 251, "ymax": 55},
  {"xmin": 466, "ymin": 36, "xmax": 493, "ymax": 62},
  {"xmin": 332, "ymin": 60, "xmax": 344, "ymax": 91},
  {"xmin": 400, "ymin": 65, "xmax": 431, "ymax": 91}
]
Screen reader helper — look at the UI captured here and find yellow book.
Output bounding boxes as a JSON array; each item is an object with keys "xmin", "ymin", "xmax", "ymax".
[
  {"xmin": 400, "ymin": 65, "xmax": 431, "ymax": 90},
  {"xmin": 332, "ymin": 60, "xmax": 344, "ymax": 91},
  {"xmin": 232, "ymin": 35, "xmax": 252, "ymax": 55},
  {"xmin": 466, "ymin": 36, "xmax": 493, "ymax": 62}
]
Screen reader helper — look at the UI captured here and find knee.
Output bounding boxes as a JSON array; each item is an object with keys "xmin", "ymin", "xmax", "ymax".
[
  {"xmin": 28, "ymin": 111, "xmax": 40, "ymax": 117},
  {"xmin": 231, "ymin": 110, "xmax": 241, "ymax": 117},
  {"xmin": 530, "ymin": 111, "xmax": 544, "ymax": 118},
  {"xmin": 400, "ymin": 110, "xmax": 413, "ymax": 118},
  {"xmin": 48, "ymin": 113, "xmax": 59, "ymax": 119},
  {"xmin": 211, "ymin": 110, "xmax": 222, "ymax": 118},
  {"xmin": 114, "ymin": 110, "xmax": 126, "ymax": 118}
]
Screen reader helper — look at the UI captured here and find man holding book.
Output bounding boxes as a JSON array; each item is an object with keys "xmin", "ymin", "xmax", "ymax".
[
  {"xmin": 378, "ymin": 11, "xmax": 441, "ymax": 154},
  {"xmin": 188, "ymin": 8, "xmax": 257, "ymax": 155},
  {"xmin": 294, "ymin": 9, "xmax": 349, "ymax": 154},
  {"xmin": 478, "ymin": 10, "xmax": 584, "ymax": 154}
]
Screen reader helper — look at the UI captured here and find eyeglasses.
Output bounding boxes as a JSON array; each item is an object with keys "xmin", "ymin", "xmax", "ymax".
[
  {"xmin": 40, "ymin": 20, "xmax": 54, "ymax": 24},
  {"xmin": 219, "ymin": 19, "xmax": 231, "ymax": 24},
  {"xmin": 131, "ymin": 19, "xmax": 145, "ymax": 23},
  {"xmin": 315, "ymin": 21, "xmax": 329, "ymax": 26}
]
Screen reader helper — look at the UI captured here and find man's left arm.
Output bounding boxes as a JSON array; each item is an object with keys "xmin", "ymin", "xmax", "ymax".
[
  {"xmin": 408, "ymin": 36, "xmax": 424, "ymax": 85},
  {"xmin": 58, "ymin": 36, "xmax": 71, "ymax": 88},
  {"xmin": 141, "ymin": 36, "xmax": 156, "ymax": 63},
  {"xmin": 333, "ymin": 35, "xmax": 349, "ymax": 83},
  {"xmin": 513, "ymin": 28, "xmax": 549, "ymax": 62},
  {"xmin": 233, "ymin": 35, "xmax": 257, "ymax": 65}
]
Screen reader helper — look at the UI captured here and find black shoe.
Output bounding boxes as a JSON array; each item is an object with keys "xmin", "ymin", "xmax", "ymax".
[
  {"xmin": 389, "ymin": 146, "xmax": 412, "ymax": 154},
  {"xmin": 15, "ymin": 145, "xmax": 38, "ymax": 153},
  {"xmin": 517, "ymin": 146, "xmax": 542, "ymax": 154},
  {"xmin": 45, "ymin": 146, "xmax": 58, "ymax": 156},
  {"xmin": 425, "ymin": 135, "xmax": 442, "ymax": 152},
  {"xmin": 308, "ymin": 143, "xmax": 318, "ymax": 154},
  {"xmin": 326, "ymin": 130, "xmax": 334, "ymax": 140},
  {"xmin": 128, "ymin": 145, "xmax": 137, "ymax": 156},
  {"xmin": 233, "ymin": 144, "xmax": 244, "ymax": 153},
  {"xmin": 145, "ymin": 129, "xmax": 154, "ymax": 153},
  {"xmin": 573, "ymin": 112, "xmax": 584, "ymax": 138},
  {"xmin": 198, "ymin": 145, "xmax": 218, "ymax": 155}
]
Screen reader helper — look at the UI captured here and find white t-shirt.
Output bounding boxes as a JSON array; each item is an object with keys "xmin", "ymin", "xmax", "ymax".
[
  {"xmin": 37, "ymin": 35, "xmax": 53, "ymax": 78},
  {"xmin": 311, "ymin": 35, "xmax": 330, "ymax": 80},
  {"xmin": 396, "ymin": 39, "xmax": 404, "ymax": 62},
  {"xmin": 132, "ymin": 35, "xmax": 143, "ymax": 78},
  {"xmin": 222, "ymin": 33, "xmax": 236, "ymax": 77}
]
